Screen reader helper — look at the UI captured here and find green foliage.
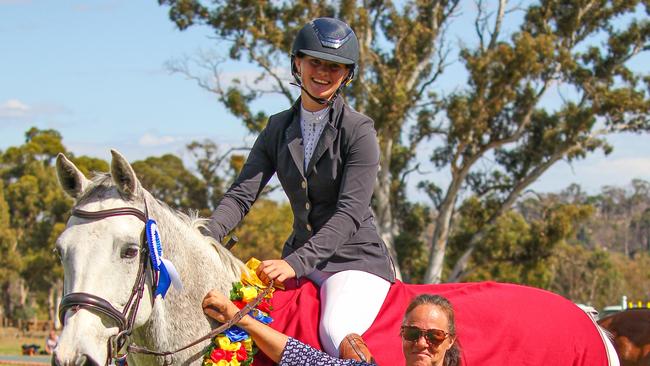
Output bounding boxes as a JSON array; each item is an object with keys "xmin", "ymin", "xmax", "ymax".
[
  {"xmin": 132, "ymin": 154, "xmax": 209, "ymax": 214},
  {"xmin": 612, "ymin": 252, "xmax": 650, "ymax": 305},
  {"xmin": 0, "ymin": 128, "xmax": 75, "ymax": 324},
  {"xmin": 230, "ymin": 199, "xmax": 293, "ymax": 261},
  {"xmin": 70, "ymin": 156, "xmax": 109, "ymax": 177},
  {"xmin": 448, "ymin": 196, "xmax": 594, "ymax": 288},
  {"xmin": 394, "ymin": 203, "xmax": 431, "ymax": 283},
  {"xmin": 186, "ymin": 140, "xmax": 245, "ymax": 211},
  {"xmin": 0, "ymin": 180, "xmax": 20, "ymax": 283},
  {"xmin": 548, "ymin": 242, "xmax": 621, "ymax": 308}
]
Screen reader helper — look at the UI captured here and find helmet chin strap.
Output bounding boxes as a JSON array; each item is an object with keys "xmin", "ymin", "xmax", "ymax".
[{"xmin": 290, "ymin": 81, "xmax": 333, "ymax": 106}]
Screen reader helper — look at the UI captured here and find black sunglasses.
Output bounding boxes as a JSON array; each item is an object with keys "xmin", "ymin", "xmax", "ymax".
[{"xmin": 400, "ymin": 325, "xmax": 449, "ymax": 346}]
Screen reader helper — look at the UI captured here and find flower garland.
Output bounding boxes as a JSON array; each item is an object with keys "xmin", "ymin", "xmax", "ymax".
[{"xmin": 203, "ymin": 258, "xmax": 275, "ymax": 366}]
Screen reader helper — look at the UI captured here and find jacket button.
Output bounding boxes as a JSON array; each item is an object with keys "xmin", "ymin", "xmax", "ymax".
[
  {"xmin": 306, "ymin": 224, "xmax": 312, "ymax": 231},
  {"xmin": 301, "ymin": 181, "xmax": 307, "ymax": 189},
  {"xmin": 305, "ymin": 202, "xmax": 310, "ymax": 210}
]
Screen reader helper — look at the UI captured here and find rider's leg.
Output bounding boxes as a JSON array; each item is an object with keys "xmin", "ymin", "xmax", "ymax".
[{"xmin": 307, "ymin": 270, "xmax": 390, "ymax": 357}]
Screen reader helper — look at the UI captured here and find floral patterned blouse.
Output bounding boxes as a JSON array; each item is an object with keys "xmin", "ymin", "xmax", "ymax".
[{"xmin": 279, "ymin": 337, "xmax": 373, "ymax": 366}]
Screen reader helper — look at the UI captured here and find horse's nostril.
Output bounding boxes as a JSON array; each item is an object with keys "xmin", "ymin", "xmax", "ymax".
[{"xmin": 79, "ymin": 354, "xmax": 100, "ymax": 366}]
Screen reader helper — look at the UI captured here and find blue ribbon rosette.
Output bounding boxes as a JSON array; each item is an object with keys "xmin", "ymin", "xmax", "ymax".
[
  {"xmin": 224, "ymin": 326, "xmax": 249, "ymax": 342},
  {"xmin": 146, "ymin": 219, "xmax": 183, "ymax": 298}
]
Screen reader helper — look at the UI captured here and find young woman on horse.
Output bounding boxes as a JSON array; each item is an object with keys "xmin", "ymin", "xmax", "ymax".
[
  {"xmin": 203, "ymin": 291, "xmax": 460, "ymax": 366},
  {"xmin": 206, "ymin": 17, "xmax": 395, "ymax": 358}
]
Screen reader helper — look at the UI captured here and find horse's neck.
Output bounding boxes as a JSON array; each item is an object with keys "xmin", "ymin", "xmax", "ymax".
[{"xmin": 130, "ymin": 203, "xmax": 242, "ymax": 365}]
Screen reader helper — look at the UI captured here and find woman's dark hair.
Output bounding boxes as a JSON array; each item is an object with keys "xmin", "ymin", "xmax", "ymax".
[{"xmin": 403, "ymin": 294, "xmax": 462, "ymax": 366}]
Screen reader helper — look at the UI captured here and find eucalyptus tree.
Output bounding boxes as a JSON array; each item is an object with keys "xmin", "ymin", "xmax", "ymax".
[
  {"xmin": 159, "ymin": 0, "xmax": 460, "ymax": 279},
  {"xmin": 159, "ymin": 0, "xmax": 650, "ymax": 283}
]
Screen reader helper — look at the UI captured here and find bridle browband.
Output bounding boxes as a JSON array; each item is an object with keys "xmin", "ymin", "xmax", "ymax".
[{"xmin": 58, "ymin": 204, "xmax": 273, "ymax": 366}]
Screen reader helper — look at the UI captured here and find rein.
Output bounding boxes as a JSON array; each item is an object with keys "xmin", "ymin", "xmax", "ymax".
[{"xmin": 59, "ymin": 204, "xmax": 269, "ymax": 366}]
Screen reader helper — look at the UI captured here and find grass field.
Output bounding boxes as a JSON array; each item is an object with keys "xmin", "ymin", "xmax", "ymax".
[{"xmin": 0, "ymin": 328, "xmax": 48, "ymax": 356}]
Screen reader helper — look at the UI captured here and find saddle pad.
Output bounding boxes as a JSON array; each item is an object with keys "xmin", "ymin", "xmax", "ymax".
[{"xmin": 255, "ymin": 280, "xmax": 608, "ymax": 365}]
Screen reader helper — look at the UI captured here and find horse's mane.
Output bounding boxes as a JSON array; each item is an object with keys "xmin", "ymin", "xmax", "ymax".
[{"xmin": 75, "ymin": 172, "xmax": 243, "ymax": 277}]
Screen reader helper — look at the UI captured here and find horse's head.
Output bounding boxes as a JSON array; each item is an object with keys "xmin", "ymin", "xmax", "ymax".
[{"xmin": 53, "ymin": 150, "xmax": 155, "ymax": 366}]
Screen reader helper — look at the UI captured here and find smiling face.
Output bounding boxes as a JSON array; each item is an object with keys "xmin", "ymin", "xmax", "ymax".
[
  {"xmin": 294, "ymin": 55, "xmax": 351, "ymax": 111},
  {"xmin": 402, "ymin": 304, "xmax": 455, "ymax": 366}
]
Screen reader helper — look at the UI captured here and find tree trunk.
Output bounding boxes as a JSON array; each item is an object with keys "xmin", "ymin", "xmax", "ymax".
[
  {"xmin": 18, "ymin": 279, "xmax": 27, "ymax": 307},
  {"xmin": 374, "ymin": 138, "xmax": 402, "ymax": 280},
  {"xmin": 424, "ymin": 175, "xmax": 464, "ymax": 283},
  {"xmin": 1, "ymin": 282, "xmax": 10, "ymax": 325}
]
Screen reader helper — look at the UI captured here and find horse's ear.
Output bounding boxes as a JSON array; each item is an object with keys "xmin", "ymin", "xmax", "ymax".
[
  {"xmin": 110, "ymin": 149, "xmax": 140, "ymax": 199},
  {"xmin": 56, "ymin": 153, "xmax": 91, "ymax": 199}
]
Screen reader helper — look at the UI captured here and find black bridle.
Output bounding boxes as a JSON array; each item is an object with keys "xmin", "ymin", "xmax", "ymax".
[
  {"xmin": 57, "ymin": 204, "xmax": 273, "ymax": 366},
  {"xmin": 58, "ymin": 206, "xmax": 153, "ymax": 364}
]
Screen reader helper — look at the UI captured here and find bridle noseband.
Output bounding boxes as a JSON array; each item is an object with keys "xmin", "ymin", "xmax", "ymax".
[
  {"xmin": 58, "ymin": 205, "xmax": 274, "ymax": 366},
  {"xmin": 58, "ymin": 206, "xmax": 153, "ymax": 364}
]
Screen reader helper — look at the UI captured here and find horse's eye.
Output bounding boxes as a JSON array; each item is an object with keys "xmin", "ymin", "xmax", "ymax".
[{"xmin": 121, "ymin": 246, "xmax": 140, "ymax": 259}]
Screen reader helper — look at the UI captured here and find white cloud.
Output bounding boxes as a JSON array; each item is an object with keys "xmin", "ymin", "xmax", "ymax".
[
  {"xmin": 0, "ymin": 99, "xmax": 30, "ymax": 118},
  {"xmin": 138, "ymin": 132, "xmax": 180, "ymax": 147},
  {"xmin": 0, "ymin": 99, "xmax": 71, "ymax": 125}
]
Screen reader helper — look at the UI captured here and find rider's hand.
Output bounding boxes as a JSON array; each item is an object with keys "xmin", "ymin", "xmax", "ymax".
[
  {"xmin": 202, "ymin": 289, "xmax": 239, "ymax": 323},
  {"xmin": 257, "ymin": 259, "xmax": 296, "ymax": 285}
]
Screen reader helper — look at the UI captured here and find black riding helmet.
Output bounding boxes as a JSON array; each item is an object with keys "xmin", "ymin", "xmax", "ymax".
[{"xmin": 291, "ymin": 17, "xmax": 360, "ymax": 95}]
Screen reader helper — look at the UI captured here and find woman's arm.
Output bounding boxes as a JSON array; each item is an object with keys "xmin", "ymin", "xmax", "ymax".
[
  {"xmin": 202, "ymin": 289, "xmax": 288, "ymax": 363},
  {"xmin": 202, "ymin": 290, "xmax": 370, "ymax": 366},
  {"xmin": 206, "ymin": 126, "xmax": 275, "ymax": 242}
]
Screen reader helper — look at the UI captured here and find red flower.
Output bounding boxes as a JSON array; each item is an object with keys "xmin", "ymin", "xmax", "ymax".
[
  {"xmin": 232, "ymin": 300, "xmax": 247, "ymax": 310},
  {"xmin": 210, "ymin": 348, "xmax": 233, "ymax": 362},
  {"xmin": 257, "ymin": 299, "xmax": 272, "ymax": 313},
  {"xmin": 236, "ymin": 344, "xmax": 248, "ymax": 361}
]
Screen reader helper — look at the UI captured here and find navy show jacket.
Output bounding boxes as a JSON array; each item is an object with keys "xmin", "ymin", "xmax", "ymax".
[{"xmin": 208, "ymin": 96, "xmax": 395, "ymax": 282}]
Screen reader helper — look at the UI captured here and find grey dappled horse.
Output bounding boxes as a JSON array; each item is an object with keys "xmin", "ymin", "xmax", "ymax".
[{"xmin": 53, "ymin": 150, "xmax": 243, "ymax": 366}]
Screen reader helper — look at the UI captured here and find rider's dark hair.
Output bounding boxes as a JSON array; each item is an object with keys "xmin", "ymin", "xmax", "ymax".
[{"xmin": 404, "ymin": 294, "xmax": 462, "ymax": 366}]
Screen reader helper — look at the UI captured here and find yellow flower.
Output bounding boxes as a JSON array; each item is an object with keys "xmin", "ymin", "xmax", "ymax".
[
  {"xmin": 243, "ymin": 338, "xmax": 253, "ymax": 353},
  {"xmin": 216, "ymin": 335, "xmax": 241, "ymax": 352},
  {"xmin": 241, "ymin": 258, "xmax": 267, "ymax": 288},
  {"xmin": 245, "ymin": 257, "xmax": 261, "ymax": 271},
  {"xmin": 240, "ymin": 286, "xmax": 258, "ymax": 302},
  {"xmin": 215, "ymin": 361, "xmax": 229, "ymax": 366},
  {"xmin": 229, "ymin": 359, "xmax": 241, "ymax": 366}
]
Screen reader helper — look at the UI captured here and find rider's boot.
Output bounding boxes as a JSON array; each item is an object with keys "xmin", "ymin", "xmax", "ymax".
[{"xmin": 339, "ymin": 333, "xmax": 376, "ymax": 364}]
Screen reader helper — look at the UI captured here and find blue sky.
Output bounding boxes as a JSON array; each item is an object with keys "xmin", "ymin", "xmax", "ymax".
[{"xmin": 2, "ymin": 0, "xmax": 649, "ymax": 202}]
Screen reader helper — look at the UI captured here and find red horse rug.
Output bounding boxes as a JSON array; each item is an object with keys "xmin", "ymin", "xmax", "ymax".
[{"xmin": 255, "ymin": 280, "xmax": 612, "ymax": 366}]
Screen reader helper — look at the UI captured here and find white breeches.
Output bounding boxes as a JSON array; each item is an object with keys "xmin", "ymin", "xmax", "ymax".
[{"xmin": 307, "ymin": 270, "xmax": 391, "ymax": 356}]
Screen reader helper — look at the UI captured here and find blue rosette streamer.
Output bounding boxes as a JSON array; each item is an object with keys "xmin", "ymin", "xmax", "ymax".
[
  {"xmin": 145, "ymin": 219, "xmax": 183, "ymax": 298},
  {"xmin": 250, "ymin": 309, "xmax": 273, "ymax": 324}
]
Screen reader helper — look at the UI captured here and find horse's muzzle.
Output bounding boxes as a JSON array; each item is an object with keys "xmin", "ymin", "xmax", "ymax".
[{"xmin": 52, "ymin": 352, "xmax": 101, "ymax": 366}]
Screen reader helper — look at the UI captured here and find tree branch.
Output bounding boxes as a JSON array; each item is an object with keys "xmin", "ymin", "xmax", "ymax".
[{"xmin": 488, "ymin": 0, "xmax": 507, "ymax": 50}]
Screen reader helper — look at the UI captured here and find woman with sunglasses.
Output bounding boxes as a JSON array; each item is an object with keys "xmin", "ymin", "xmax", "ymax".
[
  {"xmin": 401, "ymin": 294, "xmax": 460, "ymax": 366},
  {"xmin": 206, "ymin": 17, "xmax": 394, "ymax": 360},
  {"xmin": 202, "ymin": 291, "xmax": 460, "ymax": 366}
]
